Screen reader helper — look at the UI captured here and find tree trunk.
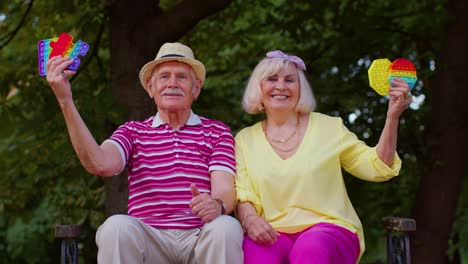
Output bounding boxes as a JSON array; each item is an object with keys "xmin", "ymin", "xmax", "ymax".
[
  {"xmin": 411, "ymin": 0, "xmax": 468, "ymax": 263},
  {"xmin": 105, "ymin": 0, "xmax": 233, "ymax": 216}
]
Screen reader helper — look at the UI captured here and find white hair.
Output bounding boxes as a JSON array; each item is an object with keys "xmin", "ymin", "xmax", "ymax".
[{"xmin": 242, "ymin": 57, "xmax": 316, "ymax": 114}]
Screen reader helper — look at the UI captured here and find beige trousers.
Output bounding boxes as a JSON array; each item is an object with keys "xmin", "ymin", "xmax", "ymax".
[{"xmin": 95, "ymin": 214, "xmax": 243, "ymax": 264}]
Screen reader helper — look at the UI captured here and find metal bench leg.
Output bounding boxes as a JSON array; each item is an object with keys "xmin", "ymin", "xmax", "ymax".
[
  {"xmin": 387, "ymin": 230, "xmax": 412, "ymax": 264},
  {"xmin": 61, "ymin": 239, "xmax": 79, "ymax": 264},
  {"xmin": 56, "ymin": 224, "xmax": 82, "ymax": 264},
  {"xmin": 383, "ymin": 217, "xmax": 416, "ymax": 264}
]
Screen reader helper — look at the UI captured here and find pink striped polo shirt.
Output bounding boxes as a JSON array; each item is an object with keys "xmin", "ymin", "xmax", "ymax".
[{"xmin": 105, "ymin": 111, "xmax": 236, "ymax": 229}]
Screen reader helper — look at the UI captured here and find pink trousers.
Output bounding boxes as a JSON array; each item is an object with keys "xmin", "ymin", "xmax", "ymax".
[{"xmin": 243, "ymin": 222, "xmax": 360, "ymax": 264}]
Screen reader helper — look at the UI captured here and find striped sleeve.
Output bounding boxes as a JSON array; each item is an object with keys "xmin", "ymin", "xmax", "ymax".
[
  {"xmin": 208, "ymin": 121, "xmax": 236, "ymax": 176},
  {"xmin": 105, "ymin": 121, "xmax": 135, "ymax": 168}
]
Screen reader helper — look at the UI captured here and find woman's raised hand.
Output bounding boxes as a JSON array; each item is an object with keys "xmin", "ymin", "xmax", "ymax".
[{"xmin": 387, "ymin": 77, "xmax": 412, "ymax": 119}]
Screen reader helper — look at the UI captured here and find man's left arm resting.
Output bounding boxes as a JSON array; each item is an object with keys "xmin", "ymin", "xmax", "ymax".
[{"xmin": 210, "ymin": 170, "xmax": 236, "ymax": 215}]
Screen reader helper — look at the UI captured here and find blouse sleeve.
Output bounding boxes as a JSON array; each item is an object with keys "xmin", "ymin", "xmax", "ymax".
[
  {"xmin": 234, "ymin": 131, "xmax": 264, "ymax": 215},
  {"xmin": 339, "ymin": 118, "xmax": 402, "ymax": 182}
]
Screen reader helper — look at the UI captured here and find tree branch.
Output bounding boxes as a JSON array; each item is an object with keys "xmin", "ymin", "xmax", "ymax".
[
  {"xmin": 0, "ymin": 0, "xmax": 34, "ymax": 50},
  {"xmin": 147, "ymin": 0, "xmax": 234, "ymax": 41},
  {"xmin": 71, "ymin": 16, "xmax": 107, "ymax": 83}
]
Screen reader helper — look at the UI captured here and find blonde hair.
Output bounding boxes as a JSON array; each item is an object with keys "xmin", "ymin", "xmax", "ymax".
[{"xmin": 242, "ymin": 57, "xmax": 316, "ymax": 114}]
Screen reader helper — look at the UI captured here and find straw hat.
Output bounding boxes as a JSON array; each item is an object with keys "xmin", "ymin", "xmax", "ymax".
[{"xmin": 139, "ymin": 42, "xmax": 206, "ymax": 91}]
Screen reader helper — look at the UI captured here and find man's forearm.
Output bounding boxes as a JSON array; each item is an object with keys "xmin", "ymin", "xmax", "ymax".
[
  {"xmin": 210, "ymin": 171, "xmax": 237, "ymax": 214},
  {"xmin": 212, "ymin": 188, "xmax": 236, "ymax": 214},
  {"xmin": 60, "ymin": 101, "xmax": 114, "ymax": 176}
]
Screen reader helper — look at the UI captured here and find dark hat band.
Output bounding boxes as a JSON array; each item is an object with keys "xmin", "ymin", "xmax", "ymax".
[{"xmin": 160, "ymin": 54, "xmax": 185, "ymax": 58}]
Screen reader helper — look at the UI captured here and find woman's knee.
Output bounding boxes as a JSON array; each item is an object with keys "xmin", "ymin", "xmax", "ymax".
[
  {"xmin": 289, "ymin": 240, "xmax": 333, "ymax": 264},
  {"xmin": 289, "ymin": 229, "xmax": 358, "ymax": 264},
  {"xmin": 243, "ymin": 237, "xmax": 286, "ymax": 264}
]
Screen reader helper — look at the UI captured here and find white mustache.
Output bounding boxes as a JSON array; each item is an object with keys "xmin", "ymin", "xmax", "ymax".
[{"xmin": 161, "ymin": 88, "xmax": 184, "ymax": 96}]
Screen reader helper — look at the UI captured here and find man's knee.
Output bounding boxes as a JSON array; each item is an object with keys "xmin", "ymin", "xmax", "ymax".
[
  {"xmin": 203, "ymin": 215, "xmax": 243, "ymax": 241},
  {"xmin": 196, "ymin": 216, "xmax": 244, "ymax": 264},
  {"xmin": 96, "ymin": 214, "xmax": 136, "ymax": 246}
]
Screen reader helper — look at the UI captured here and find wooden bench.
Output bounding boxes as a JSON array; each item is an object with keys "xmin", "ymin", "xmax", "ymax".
[
  {"xmin": 55, "ymin": 217, "xmax": 416, "ymax": 263},
  {"xmin": 383, "ymin": 217, "xmax": 417, "ymax": 264}
]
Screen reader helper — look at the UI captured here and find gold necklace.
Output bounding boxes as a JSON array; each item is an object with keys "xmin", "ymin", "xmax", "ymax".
[
  {"xmin": 263, "ymin": 116, "xmax": 301, "ymax": 152},
  {"xmin": 263, "ymin": 115, "xmax": 300, "ymax": 143},
  {"xmin": 269, "ymin": 136, "xmax": 300, "ymax": 152}
]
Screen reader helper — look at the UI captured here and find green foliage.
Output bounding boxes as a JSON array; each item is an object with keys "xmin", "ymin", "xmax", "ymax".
[
  {"xmin": 1, "ymin": 0, "xmax": 464, "ymax": 263},
  {"xmin": 159, "ymin": 0, "xmax": 183, "ymax": 10},
  {"xmin": 0, "ymin": 0, "xmax": 111, "ymax": 262}
]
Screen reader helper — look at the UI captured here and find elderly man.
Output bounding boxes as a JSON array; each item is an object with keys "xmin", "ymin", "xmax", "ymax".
[{"xmin": 46, "ymin": 42, "xmax": 243, "ymax": 264}]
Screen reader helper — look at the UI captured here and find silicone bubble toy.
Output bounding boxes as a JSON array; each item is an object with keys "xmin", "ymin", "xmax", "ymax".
[
  {"xmin": 38, "ymin": 32, "xmax": 89, "ymax": 76},
  {"xmin": 368, "ymin": 58, "xmax": 417, "ymax": 95}
]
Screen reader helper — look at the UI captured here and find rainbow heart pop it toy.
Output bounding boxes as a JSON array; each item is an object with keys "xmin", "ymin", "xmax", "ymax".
[{"xmin": 368, "ymin": 58, "xmax": 417, "ymax": 95}]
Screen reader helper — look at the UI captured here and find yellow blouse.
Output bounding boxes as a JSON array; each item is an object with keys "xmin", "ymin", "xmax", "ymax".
[{"xmin": 235, "ymin": 112, "xmax": 402, "ymax": 258}]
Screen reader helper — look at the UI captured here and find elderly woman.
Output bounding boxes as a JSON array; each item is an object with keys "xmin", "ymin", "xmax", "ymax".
[{"xmin": 235, "ymin": 50, "xmax": 411, "ymax": 264}]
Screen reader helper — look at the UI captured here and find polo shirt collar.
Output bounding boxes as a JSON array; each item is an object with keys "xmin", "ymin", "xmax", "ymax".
[{"xmin": 151, "ymin": 111, "xmax": 201, "ymax": 128}]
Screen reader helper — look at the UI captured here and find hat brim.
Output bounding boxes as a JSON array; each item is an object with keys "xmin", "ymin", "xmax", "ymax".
[{"xmin": 139, "ymin": 57, "xmax": 206, "ymax": 91}]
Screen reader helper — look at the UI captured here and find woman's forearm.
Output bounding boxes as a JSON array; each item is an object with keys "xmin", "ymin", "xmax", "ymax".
[
  {"xmin": 237, "ymin": 202, "xmax": 258, "ymax": 227},
  {"xmin": 376, "ymin": 116, "xmax": 399, "ymax": 166}
]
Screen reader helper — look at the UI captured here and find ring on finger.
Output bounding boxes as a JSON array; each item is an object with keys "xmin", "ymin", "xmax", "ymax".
[{"xmin": 59, "ymin": 71, "xmax": 66, "ymax": 77}]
